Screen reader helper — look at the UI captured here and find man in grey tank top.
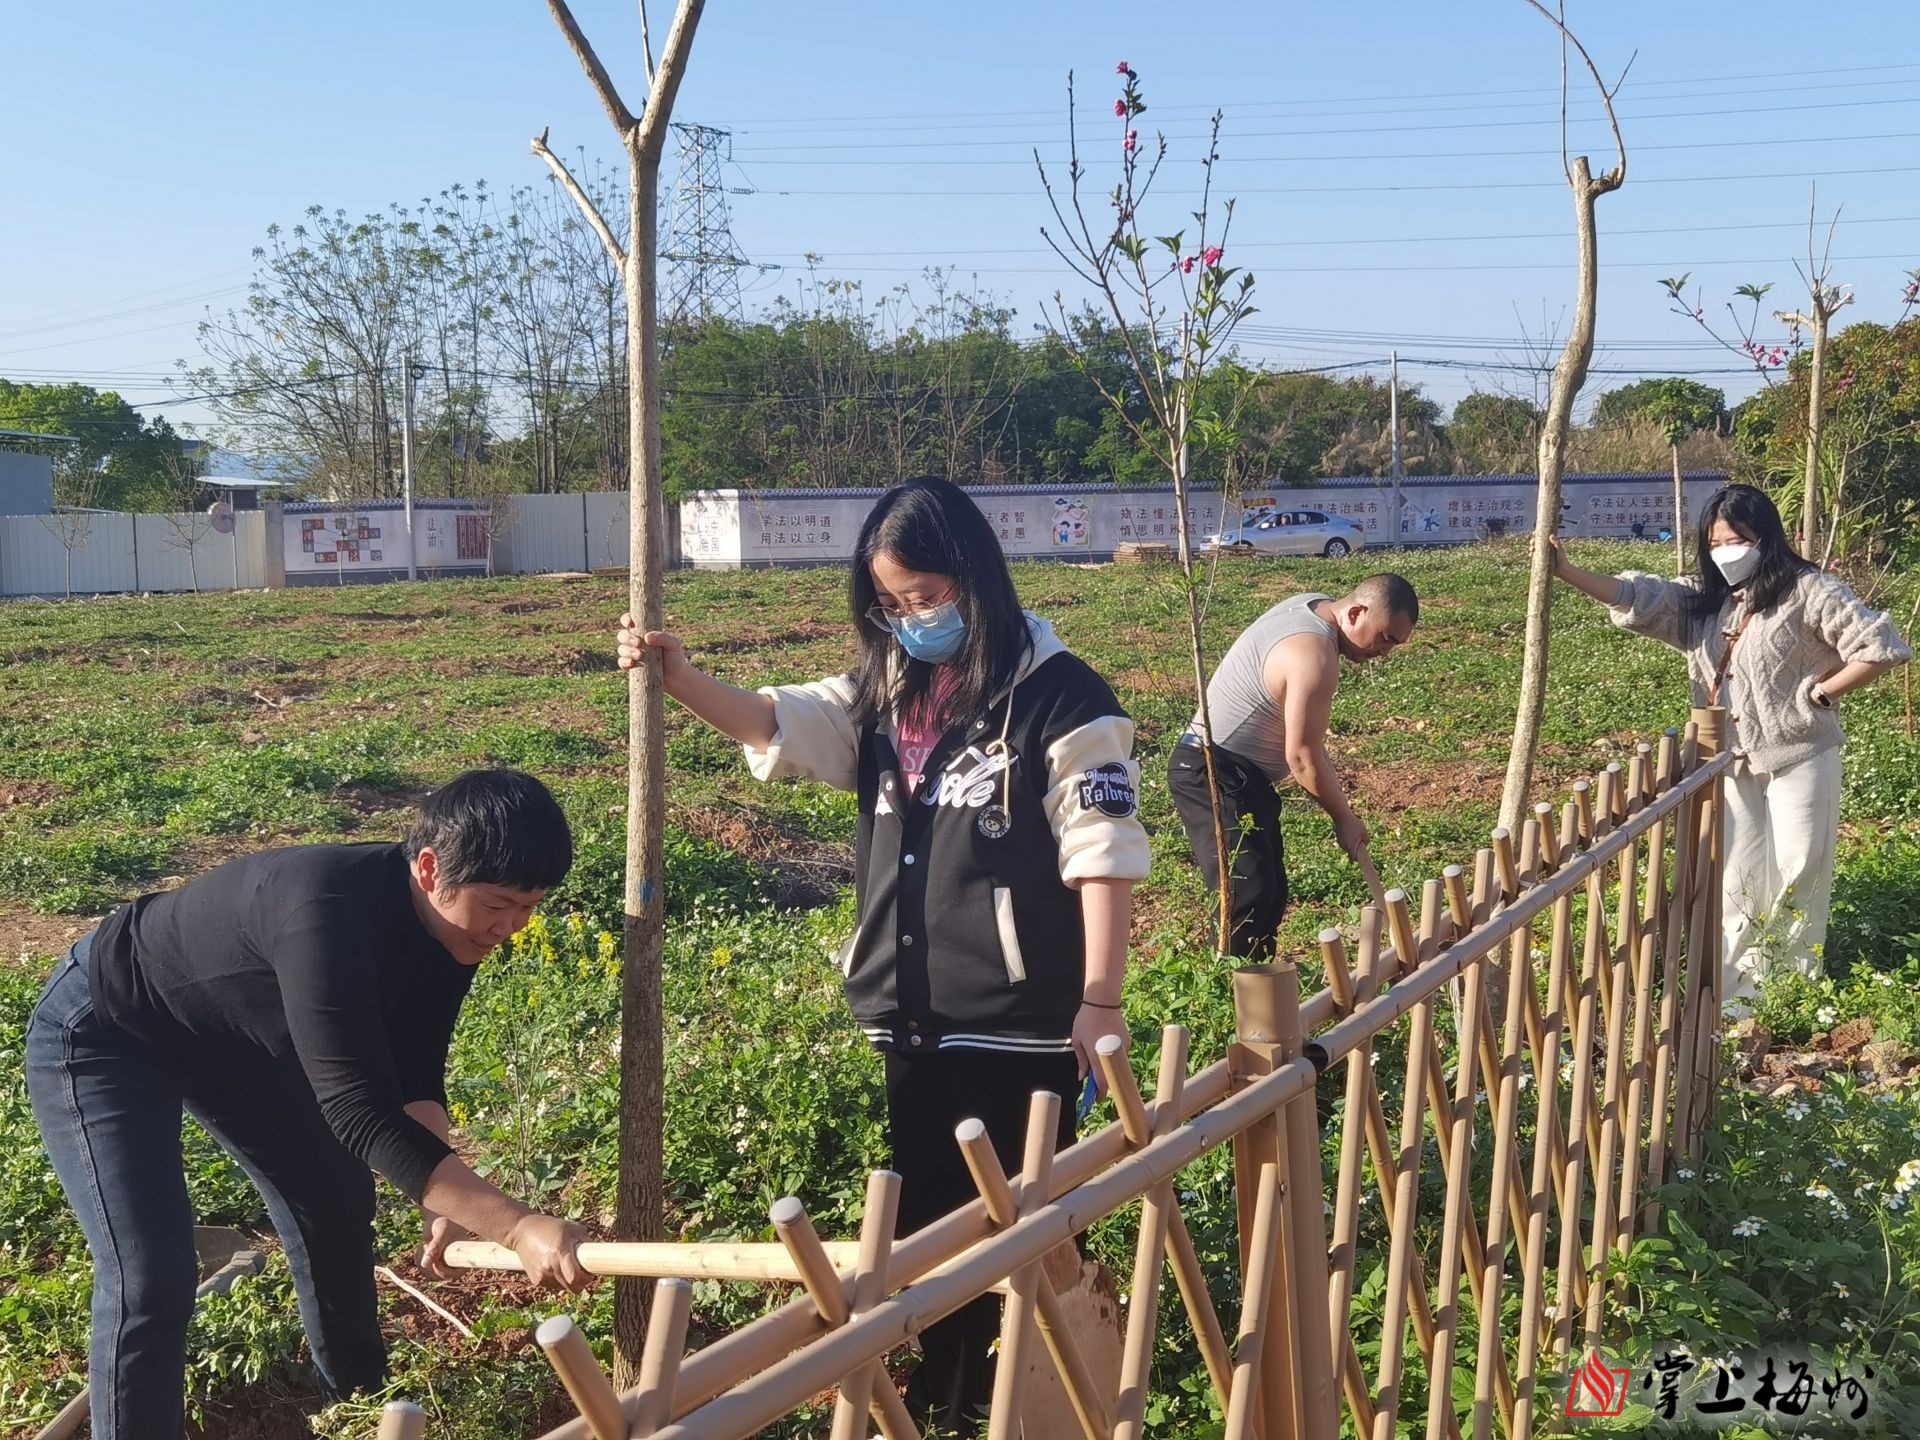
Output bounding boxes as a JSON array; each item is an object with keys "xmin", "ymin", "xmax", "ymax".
[{"xmin": 1169, "ymin": 574, "xmax": 1419, "ymax": 959}]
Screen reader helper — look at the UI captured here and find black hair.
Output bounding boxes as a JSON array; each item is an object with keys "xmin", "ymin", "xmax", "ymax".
[
  {"xmin": 847, "ymin": 476, "xmax": 1032, "ymax": 729},
  {"xmin": 1353, "ymin": 573, "xmax": 1420, "ymax": 625},
  {"xmin": 404, "ymin": 768, "xmax": 573, "ymax": 891},
  {"xmin": 1690, "ymin": 483, "xmax": 1812, "ymax": 619}
]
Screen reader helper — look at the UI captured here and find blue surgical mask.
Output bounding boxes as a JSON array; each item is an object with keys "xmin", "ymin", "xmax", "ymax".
[{"xmin": 889, "ymin": 600, "xmax": 967, "ymax": 663}]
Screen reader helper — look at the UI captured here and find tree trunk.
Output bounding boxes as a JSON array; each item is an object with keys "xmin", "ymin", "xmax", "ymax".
[
  {"xmin": 1671, "ymin": 442, "xmax": 1686, "ymax": 575},
  {"xmin": 615, "ymin": 149, "xmax": 669, "ymax": 1385},
  {"xmin": 1500, "ymin": 158, "xmax": 1607, "ymax": 836},
  {"xmin": 1802, "ymin": 307, "xmax": 1829, "ymax": 560}
]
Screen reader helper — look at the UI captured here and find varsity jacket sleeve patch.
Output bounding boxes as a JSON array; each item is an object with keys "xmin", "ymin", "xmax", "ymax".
[
  {"xmin": 1609, "ymin": 571, "xmax": 1703, "ymax": 653},
  {"xmin": 1043, "ymin": 713, "xmax": 1152, "ymax": 887},
  {"xmin": 743, "ymin": 673, "xmax": 861, "ymax": 791}
]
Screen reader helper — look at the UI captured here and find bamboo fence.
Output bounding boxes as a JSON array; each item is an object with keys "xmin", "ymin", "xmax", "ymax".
[{"xmin": 450, "ymin": 709, "xmax": 1733, "ymax": 1440}]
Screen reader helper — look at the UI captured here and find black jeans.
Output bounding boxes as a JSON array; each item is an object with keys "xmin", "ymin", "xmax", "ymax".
[
  {"xmin": 24, "ymin": 935, "xmax": 385, "ymax": 1439},
  {"xmin": 1167, "ymin": 741, "xmax": 1289, "ymax": 962},
  {"xmin": 885, "ymin": 1045, "xmax": 1077, "ymax": 1433}
]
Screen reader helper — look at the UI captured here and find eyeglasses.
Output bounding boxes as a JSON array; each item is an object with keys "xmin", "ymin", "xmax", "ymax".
[{"xmin": 865, "ymin": 593, "xmax": 957, "ymax": 630}]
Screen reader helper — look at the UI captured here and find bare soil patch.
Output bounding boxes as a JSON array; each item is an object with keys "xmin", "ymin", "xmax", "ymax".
[
  {"xmin": 676, "ymin": 800, "xmax": 853, "ymax": 908},
  {"xmin": 1343, "ymin": 755, "xmax": 1505, "ymax": 817}
]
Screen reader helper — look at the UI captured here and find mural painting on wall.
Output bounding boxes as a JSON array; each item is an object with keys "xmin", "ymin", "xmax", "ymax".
[{"xmin": 1052, "ymin": 497, "xmax": 1090, "ymax": 550}]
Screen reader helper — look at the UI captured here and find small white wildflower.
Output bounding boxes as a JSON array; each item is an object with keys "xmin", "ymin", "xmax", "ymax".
[
  {"xmin": 1832, "ymin": 1281, "xmax": 1851, "ymax": 1298},
  {"xmin": 1806, "ymin": 1181, "xmax": 1833, "ymax": 1199},
  {"xmin": 1732, "ymin": 1216, "xmax": 1764, "ymax": 1238},
  {"xmin": 1816, "ymin": 1005, "xmax": 1838, "ymax": 1026},
  {"xmin": 1877, "ymin": 973, "xmax": 1896, "ymax": 987},
  {"xmin": 1544, "ymin": 1303, "xmax": 1558, "ymax": 1320},
  {"xmin": 1677, "ymin": 1167, "xmax": 1697, "ymax": 1180},
  {"xmin": 1561, "ymin": 1060, "xmax": 1575, "ymax": 1082},
  {"xmin": 1829, "ymin": 1156, "xmax": 1847, "ymax": 1170},
  {"xmin": 1776, "ymin": 1306, "xmax": 1792, "ymax": 1320},
  {"xmin": 1785, "ymin": 1100, "xmax": 1812, "ymax": 1121},
  {"xmin": 1842, "ymin": 1317, "xmax": 1859, "ymax": 1333}
]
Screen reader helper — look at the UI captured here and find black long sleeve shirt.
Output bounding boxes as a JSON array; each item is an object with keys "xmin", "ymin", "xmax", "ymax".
[{"xmin": 88, "ymin": 842, "xmax": 474, "ymax": 1201}]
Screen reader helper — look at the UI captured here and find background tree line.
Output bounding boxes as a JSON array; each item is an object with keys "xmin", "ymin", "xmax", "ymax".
[{"xmin": 5, "ymin": 185, "xmax": 1914, "ymax": 556}]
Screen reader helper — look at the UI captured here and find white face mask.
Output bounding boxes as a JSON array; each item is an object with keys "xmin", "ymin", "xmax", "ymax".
[{"xmin": 1710, "ymin": 543, "xmax": 1762, "ymax": 588}]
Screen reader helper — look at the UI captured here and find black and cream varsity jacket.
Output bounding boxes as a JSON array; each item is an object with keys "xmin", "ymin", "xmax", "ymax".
[{"xmin": 744, "ymin": 615, "xmax": 1151, "ymax": 1056}]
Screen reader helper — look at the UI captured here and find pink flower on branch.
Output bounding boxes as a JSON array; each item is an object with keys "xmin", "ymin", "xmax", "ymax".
[
  {"xmin": 1114, "ymin": 99, "xmax": 1126, "ymax": 117},
  {"xmin": 1179, "ymin": 255, "xmax": 1196, "ymax": 274},
  {"xmin": 1116, "ymin": 60, "xmax": 1131, "ymax": 73},
  {"xmin": 1202, "ymin": 246, "xmax": 1223, "ymax": 266},
  {"xmin": 1124, "ymin": 130, "xmax": 1138, "ymax": 151}
]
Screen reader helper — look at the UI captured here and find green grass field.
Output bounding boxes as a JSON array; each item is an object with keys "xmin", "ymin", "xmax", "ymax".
[{"xmin": 2, "ymin": 541, "xmax": 1917, "ymax": 1437}]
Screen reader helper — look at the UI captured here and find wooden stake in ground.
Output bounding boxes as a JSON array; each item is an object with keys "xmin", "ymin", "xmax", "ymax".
[
  {"xmin": 534, "ymin": 0, "xmax": 706, "ymax": 1388},
  {"xmin": 1498, "ymin": 0, "xmax": 1632, "ymax": 835}
]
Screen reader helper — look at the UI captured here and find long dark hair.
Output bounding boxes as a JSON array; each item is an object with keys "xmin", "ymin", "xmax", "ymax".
[
  {"xmin": 847, "ymin": 477, "xmax": 1031, "ymax": 729},
  {"xmin": 1690, "ymin": 483, "xmax": 1814, "ymax": 619}
]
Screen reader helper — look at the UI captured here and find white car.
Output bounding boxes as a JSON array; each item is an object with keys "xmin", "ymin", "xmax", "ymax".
[{"xmin": 1203, "ymin": 507, "xmax": 1365, "ymax": 558}]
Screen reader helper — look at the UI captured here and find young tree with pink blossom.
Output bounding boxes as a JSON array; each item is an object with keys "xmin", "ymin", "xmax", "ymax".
[{"xmin": 1034, "ymin": 61, "xmax": 1256, "ymax": 955}]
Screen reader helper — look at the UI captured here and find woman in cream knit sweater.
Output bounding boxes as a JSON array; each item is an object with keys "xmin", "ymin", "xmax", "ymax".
[{"xmin": 1547, "ymin": 483, "xmax": 1911, "ymax": 1008}]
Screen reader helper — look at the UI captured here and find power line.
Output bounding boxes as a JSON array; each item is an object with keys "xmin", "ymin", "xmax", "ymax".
[
  {"xmin": 723, "ymin": 61, "xmax": 1920, "ymax": 127},
  {"xmin": 729, "ymin": 94, "xmax": 1920, "ymax": 159},
  {"xmin": 750, "ymin": 161, "xmax": 1920, "ymax": 199}
]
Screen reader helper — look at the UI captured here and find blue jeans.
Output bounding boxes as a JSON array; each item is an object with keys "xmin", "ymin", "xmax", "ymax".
[{"xmin": 25, "ymin": 935, "xmax": 386, "ymax": 1439}]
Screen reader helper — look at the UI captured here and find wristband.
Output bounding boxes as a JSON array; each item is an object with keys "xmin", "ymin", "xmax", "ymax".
[{"xmin": 1081, "ymin": 999, "xmax": 1123, "ymax": 1009}]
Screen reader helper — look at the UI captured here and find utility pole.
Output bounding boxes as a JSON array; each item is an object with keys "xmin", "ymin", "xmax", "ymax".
[
  {"xmin": 401, "ymin": 348, "xmax": 418, "ymax": 580},
  {"xmin": 1389, "ymin": 349, "xmax": 1406, "ymax": 543}
]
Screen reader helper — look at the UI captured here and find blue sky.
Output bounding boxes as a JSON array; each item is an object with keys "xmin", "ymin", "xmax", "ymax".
[{"xmin": 3, "ymin": 0, "xmax": 1916, "ymax": 433}]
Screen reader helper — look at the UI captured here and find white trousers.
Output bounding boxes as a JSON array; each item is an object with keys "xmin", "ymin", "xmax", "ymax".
[{"xmin": 1720, "ymin": 747, "xmax": 1842, "ymax": 1002}]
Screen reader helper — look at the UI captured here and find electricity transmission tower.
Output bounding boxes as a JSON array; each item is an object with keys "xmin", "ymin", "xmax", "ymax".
[{"xmin": 661, "ymin": 122, "xmax": 751, "ymax": 326}]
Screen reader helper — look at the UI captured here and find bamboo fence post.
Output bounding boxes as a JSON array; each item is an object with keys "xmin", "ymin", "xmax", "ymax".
[
  {"xmin": 770, "ymin": 1199, "xmax": 850, "ymax": 1326},
  {"xmin": 958, "ymin": 1117, "xmax": 1110, "ymax": 1440},
  {"xmin": 377, "ymin": 1401, "xmax": 427, "ymax": 1440},
  {"xmin": 1472, "ymin": 906, "xmax": 1534, "ymax": 1440},
  {"xmin": 1384, "ymin": 890, "xmax": 1419, "ymax": 980},
  {"xmin": 1553, "ymin": 849, "xmax": 1609, "ymax": 1357},
  {"xmin": 1492, "ymin": 828, "xmax": 1520, "ymax": 903},
  {"xmin": 1535, "ymin": 802, "xmax": 1560, "ymax": 874},
  {"xmin": 1583, "ymin": 875, "xmax": 1640, "ymax": 1349},
  {"xmin": 831, "ymin": 1170, "xmax": 902, "ymax": 1440},
  {"xmin": 1615, "ymin": 749, "xmax": 1670, "ymax": 1250},
  {"xmin": 1322, "ymin": 930, "xmax": 1368, "ymax": 1347},
  {"xmin": 1572, "ymin": 779, "xmax": 1594, "ymax": 847},
  {"xmin": 1612, "ymin": 931, "xmax": 1660, "ymax": 1259},
  {"xmin": 1406, "ymin": 880, "xmax": 1519, "ymax": 1428},
  {"xmin": 1644, "ymin": 750, "xmax": 1699, "ymax": 1230},
  {"xmin": 1511, "ymin": 852, "xmax": 1577, "ymax": 1436},
  {"xmin": 537, "ymin": 1315, "xmax": 631, "ymax": 1440},
  {"xmin": 1230, "ymin": 967, "xmax": 1301, "ymax": 1440},
  {"xmin": 1326, "ymin": 917, "xmax": 1388, "ymax": 1436},
  {"xmin": 1425, "ymin": 934, "xmax": 1485, "ymax": 1440},
  {"xmin": 633, "ymin": 1279, "xmax": 695, "ymax": 1437},
  {"xmin": 1096, "ymin": 1036, "xmax": 1234, "ymax": 1413},
  {"xmin": 1223, "ymin": 1163, "xmax": 1284, "ymax": 1440},
  {"xmin": 1115, "ymin": 1030, "xmax": 1191, "ymax": 1440},
  {"xmin": 1371, "ymin": 971, "xmax": 1436, "ymax": 1440},
  {"xmin": 1272, "ymin": 962, "xmax": 1338, "ymax": 1440},
  {"xmin": 985, "ymin": 1096, "xmax": 1058, "ymax": 1440}
]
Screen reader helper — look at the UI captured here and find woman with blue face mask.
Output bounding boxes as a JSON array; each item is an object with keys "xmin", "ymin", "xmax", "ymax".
[
  {"xmin": 616, "ymin": 475, "xmax": 1149, "ymax": 1429},
  {"xmin": 1544, "ymin": 483, "xmax": 1910, "ymax": 1010}
]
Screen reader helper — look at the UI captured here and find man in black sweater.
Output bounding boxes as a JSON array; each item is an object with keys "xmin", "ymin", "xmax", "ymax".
[{"xmin": 25, "ymin": 768, "xmax": 592, "ymax": 1440}]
